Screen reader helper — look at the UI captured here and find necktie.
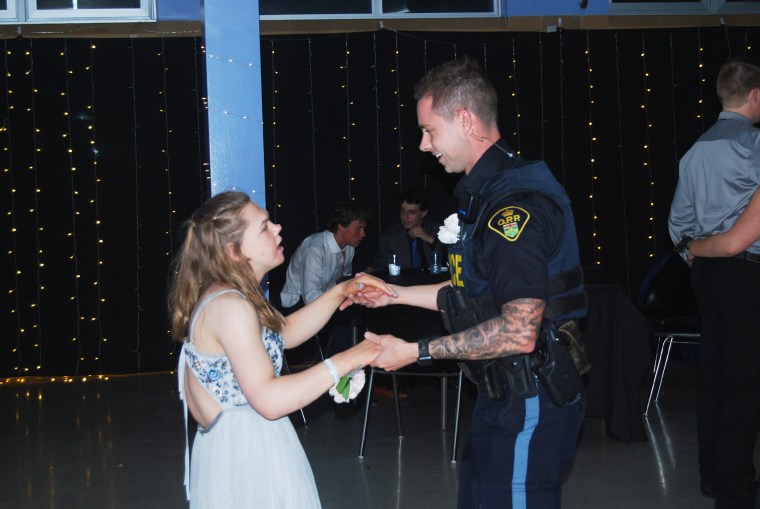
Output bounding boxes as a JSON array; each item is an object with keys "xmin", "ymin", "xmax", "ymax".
[
  {"xmin": 337, "ymin": 250, "xmax": 345, "ymax": 277},
  {"xmin": 411, "ymin": 238, "xmax": 421, "ymax": 269}
]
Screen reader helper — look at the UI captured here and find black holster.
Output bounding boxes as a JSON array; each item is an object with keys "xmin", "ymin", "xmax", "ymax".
[{"xmin": 531, "ymin": 320, "xmax": 585, "ymax": 406}]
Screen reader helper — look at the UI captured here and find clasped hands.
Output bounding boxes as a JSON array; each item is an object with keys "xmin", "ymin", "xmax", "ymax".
[{"xmin": 339, "ymin": 273, "xmax": 420, "ymax": 371}]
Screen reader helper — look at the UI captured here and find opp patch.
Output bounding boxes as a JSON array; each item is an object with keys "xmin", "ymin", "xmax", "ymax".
[{"xmin": 488, "ymin": 206, "xmax": 530, "ymax": 241}]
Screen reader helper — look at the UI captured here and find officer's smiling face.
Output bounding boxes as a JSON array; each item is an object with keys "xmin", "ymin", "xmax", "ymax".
[{"xmin": 417, "ymin": 95, "xmax": 469, "ymax": 174}]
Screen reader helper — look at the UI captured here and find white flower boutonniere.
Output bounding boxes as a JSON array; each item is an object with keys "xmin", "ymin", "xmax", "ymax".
[
  {"xmin": 437, "ymin": 213, "xmax": 461, "ymax": 244},
  {"xmin": 328, "ymin": 368, "xmax": 366, "ymax": 404}
]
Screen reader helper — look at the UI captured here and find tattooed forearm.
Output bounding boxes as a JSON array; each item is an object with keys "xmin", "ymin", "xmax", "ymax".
[{"xmin": 430, "ymin": 298, "xmax": 545, "ymax": 360}]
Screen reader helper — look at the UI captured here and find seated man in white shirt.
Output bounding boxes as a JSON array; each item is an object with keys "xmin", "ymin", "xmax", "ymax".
[{"xmin": 281, "ymin": 202, "xmax": 370, "ymax": 355}]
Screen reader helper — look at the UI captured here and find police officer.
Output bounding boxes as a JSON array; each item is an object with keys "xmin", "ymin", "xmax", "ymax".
[{"xmin": 362, "ymin": 57, "xmax": 587, "ymax": 509}]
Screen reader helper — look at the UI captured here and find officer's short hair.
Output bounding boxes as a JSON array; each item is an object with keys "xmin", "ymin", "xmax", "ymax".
[
  {"xmin": 413, "ymin": 56, "xmax": 498, "ymax": 127},
  {"xmin": 717, "ymin": 56, "xmax": 760, "ymax": 108}
]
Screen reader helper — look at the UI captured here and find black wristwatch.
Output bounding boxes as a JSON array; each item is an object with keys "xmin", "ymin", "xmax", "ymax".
[
  {"xmin": 418, "ymin": 338, "xmax": 433, "ymax": 366},
  {"xmin": 673, "ymin": 235, "xmax": 694, "ymax": 254}
]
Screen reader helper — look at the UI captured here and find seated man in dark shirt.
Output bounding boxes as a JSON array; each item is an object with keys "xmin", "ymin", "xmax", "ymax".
[{"xmin": 374, "ymin": 187, "xmax": 443, "ymax": 271}]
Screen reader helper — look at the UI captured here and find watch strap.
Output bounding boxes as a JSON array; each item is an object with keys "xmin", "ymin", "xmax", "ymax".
[{"xmin": 418, "ymin": 338, "xmax": 433, "ymax": 366}]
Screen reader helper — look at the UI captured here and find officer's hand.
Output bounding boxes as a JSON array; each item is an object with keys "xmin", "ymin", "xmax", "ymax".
[{"xmin": 365, "ymin": 331, "xmax": 418, "ymax": 371}]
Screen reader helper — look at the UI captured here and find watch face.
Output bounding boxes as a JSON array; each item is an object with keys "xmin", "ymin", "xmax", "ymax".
[{"xmin": 418, "ymin": 339, "xmax": 433, "ymax": 366}]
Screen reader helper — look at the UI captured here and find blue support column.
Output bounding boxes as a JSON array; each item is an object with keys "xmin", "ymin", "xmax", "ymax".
[{"xmin": 203, "ymin": 0, "xmax": 266, "ymax": 209}]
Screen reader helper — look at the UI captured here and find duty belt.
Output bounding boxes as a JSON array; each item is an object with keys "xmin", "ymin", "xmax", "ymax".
[{"xmin": 734, "ymin": 251, "xmax": 760, "ymax": 264}]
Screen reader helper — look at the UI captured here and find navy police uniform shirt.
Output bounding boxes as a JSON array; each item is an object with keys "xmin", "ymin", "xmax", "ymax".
[{"xmin": 454, "ymin": 140, "xmax": 564, "ymax": 310}]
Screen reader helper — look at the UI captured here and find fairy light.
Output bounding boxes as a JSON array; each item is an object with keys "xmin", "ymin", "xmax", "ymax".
[
  {"xmin": 373, "ymin": 32, "xmax": 382, "ymax": 233},
  {"xmin": 192, "ymin": 38, "xmax": 207, "ymax": 195},
  {"xmin": 585, "ymin": 32, "xmax": 600, "ymax": 267},
  {"xmin": 87, "ymin": 40, "xmax": 105, "ymax": 373},
  {"xmin": 615, "ymin": 34, "xmax": 632, "ymax": 294},
  {"xmin": 510, "ymin": 38, "xmax": 521, "ymax": 156},
  {"xmin": 268, "ymin": 40, "xmax": 279, "ymax": 222},
  {"xmin": 744, "ymin": 28, "xmax": 752, "ymax": 56},
  {"xmin": 28, "ymin": 40, "xmax": 44, "ymax": 373},
  {"xmin": 62, "ymin": 40, "xmax": 84, "ymax": 376},
  {"xmin": 640, "ymin": 37, "xmax": 657, "ymax": 260},
  {"xmin": 158, "ymin": 37, "xmax": 175, "ymax": 364},
  {"xmin": 393, "ymin": 31, "xmax": 402, "ymax": 189},
  {"xmin": 696, "ymin": 29, "xmax": 705, "ymax": 130},
  {"xmin": 129, "ymin": 39, "xmax": 142, "ymax": 373},
  {"xmin": 159, "ymin": 38, "xmax": 175, "ymax": 265},
  {"xmin": 2, "ymin": 40, "xmax": 22, "ymax": 374},
  {"xmin": 308, "ymin": 39, "xmax": 319, "ymax": 231},
  {"xmin": 198, "ymin": 43, "xmax": 210, "ymax": 185},
  {"xmin": 669, "ymin": 33, "xmax": 679, "ymax": 180},
  {"xmin": 204, "ymin": 52, "xmax": 264, "ymax": 134},
  {"xmin": 343, "ymin": 35, "xmax": 354, "ymax": 199}
]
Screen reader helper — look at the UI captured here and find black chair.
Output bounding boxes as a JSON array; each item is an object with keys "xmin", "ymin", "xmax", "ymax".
[
  {"xmin": 637, "ymin": 254, "xmax": 701, "ymax": 416},
  {"xmin": 354, "ymin": 269, "xmax": 463, "ymax": 461},
  {"xmin": 358, "ymin": 359, "xmax": 464, "ymax": 463}
]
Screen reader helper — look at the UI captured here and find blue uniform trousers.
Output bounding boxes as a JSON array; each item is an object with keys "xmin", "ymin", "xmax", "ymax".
[{"xmin": 457, "ymin": 382, "xmax": 585, "ymax": 509}]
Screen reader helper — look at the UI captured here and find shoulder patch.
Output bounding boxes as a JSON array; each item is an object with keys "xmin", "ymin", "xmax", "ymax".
[{"xmin": 488, "ymin": 205, "xmax": 530, "ymax": 241}]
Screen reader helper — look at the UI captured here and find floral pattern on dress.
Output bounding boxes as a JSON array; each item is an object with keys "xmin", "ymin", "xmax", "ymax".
[
  {"xmin": 262, "ymin": 326, "xmax": 285, "ymax": 376},
  {"xmin": 184, "ymin": 325, "xmax": 286, "ymax": 408},
  {"xmin": 186, "ymin": 350, "xmax": 247, "ymax": 407}
]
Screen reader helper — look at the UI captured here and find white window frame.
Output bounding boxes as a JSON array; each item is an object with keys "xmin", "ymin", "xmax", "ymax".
[
  {"xmin": 609, "ymin": 0, "xmax": 760, "ymax": 14},
  {"xmin": 715, "ymin": 0, "xmax": 760, "ymax": 13},
  {"xmin": 0, "ymin": 0, "xmax": 18, "ymax": 20},
  {"xmin": 609, "ymin": 0, "xmax": 710, "ymax": 15},
  {"xmin": 259, "ymin": 0, "xmax": 501, "ymax": 21},
  {"xmin": 26, "ymin": 0, "xmax": 154, "ymax": 22}
]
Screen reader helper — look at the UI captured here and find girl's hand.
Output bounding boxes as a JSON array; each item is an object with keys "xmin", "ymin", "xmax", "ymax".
[
  {"xmin": 333, "ymin": 339, "xmax": 382, "ymax": 372},
  {"xmin": 339, "ymin": 273, "xmax": 397, "ymax": 310}
]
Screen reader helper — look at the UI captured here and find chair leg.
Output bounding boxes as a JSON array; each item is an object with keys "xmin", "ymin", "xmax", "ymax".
[
  {"xmin": 652, "ymin": 336, "xmax": 665, "ymax": 373},
  {"xmin": 440, "ymin": 376, "xmax": 448, "ymax": 431},
  {"xmin": 644, "ymin": 336, "xmax": 673, "ymax": 416},
  {"xmin": 358, "ymin": 368, "xmax": 375, "ymax": 458},
  {"xmin": 653, "ymin": 339, "xmax": 676, "ymax": 403},
  {"xmin": 392, "ymin": 374, "xmax": 403, "ymax": 438},
  {"xmin": 281, "ymin": 356, "xmax": 308, "ymax": 425},
  {"xmin": 314, "ymin": 333, "xmax": 325, "ymax": 362},
  {"xmin": 451, "ymin": 370, "xmax": 463, "ymax": 464}
]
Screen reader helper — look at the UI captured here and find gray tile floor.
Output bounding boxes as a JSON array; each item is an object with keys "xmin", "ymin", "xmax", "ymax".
[{"xmin": 2, "ymin": 359, "xmax": 758, "ymax": 508}]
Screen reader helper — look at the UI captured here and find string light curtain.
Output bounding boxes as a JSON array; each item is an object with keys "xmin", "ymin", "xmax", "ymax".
[
  {"xmin": 2, "ymin": 28, "xmax": 759, "ymax": 378},
  {"xmin": 0, "ymin": 38, "xmax": 206, "ymax": 378}
]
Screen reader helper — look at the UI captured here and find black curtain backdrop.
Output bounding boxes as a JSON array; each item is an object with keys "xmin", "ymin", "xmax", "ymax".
[{"xmin": 1, "ymin": 27, "xmax": 757, "ymax": 377}]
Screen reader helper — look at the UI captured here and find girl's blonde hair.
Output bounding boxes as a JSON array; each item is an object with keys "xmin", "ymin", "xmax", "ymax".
[{"xmin": 168, "ymin": 191, "xmax": 284, "ymax": 341}]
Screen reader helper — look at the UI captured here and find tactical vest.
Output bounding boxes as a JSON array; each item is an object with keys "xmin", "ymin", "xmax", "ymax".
[{"xmin": 447, "ymin": 158, "xmax": 586, "ymax": 323}]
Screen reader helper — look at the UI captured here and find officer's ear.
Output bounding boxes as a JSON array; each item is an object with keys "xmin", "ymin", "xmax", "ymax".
[{"xmin": 457, "ymin": 108, "xmax": 472, "ymax": 131}]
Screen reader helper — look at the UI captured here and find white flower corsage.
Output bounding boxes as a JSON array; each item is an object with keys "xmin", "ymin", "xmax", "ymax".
[
  {"xmin": 328, "ymin": 368, "xmax": 366, "ymax": 404},
  {"xmin": 437, "ymin": 213, "xmax": 461, "ymax": 244}
]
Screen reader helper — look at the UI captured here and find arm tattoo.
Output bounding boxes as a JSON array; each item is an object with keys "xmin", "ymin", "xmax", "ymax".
[{"xmin": 429, "ymin": 298, "xmax": 545, "ymax": 360}]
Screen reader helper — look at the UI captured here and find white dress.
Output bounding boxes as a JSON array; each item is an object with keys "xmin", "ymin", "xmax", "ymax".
[{"xmin": 178, "ymin": 289, "xmax": 321, "ymax": 508}]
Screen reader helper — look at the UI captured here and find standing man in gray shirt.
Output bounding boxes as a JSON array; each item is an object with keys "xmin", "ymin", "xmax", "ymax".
[{"xmin": 668, "ymin": 56, "xmax": 760, "ymax": 509}]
